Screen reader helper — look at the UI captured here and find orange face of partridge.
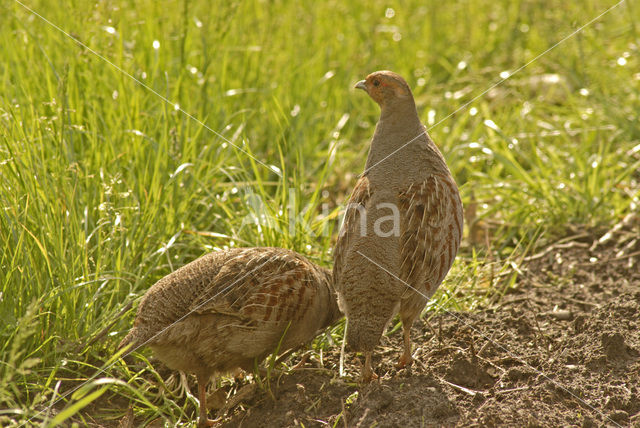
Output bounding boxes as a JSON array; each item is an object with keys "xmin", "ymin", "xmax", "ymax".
[{"xmin": 354, "ymin": 71, "xmax": 412, "ymax": 106}]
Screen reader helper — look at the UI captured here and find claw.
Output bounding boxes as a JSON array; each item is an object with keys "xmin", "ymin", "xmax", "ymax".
[{"xmin": 396, "ymin": 352, "xmax": 413, "ymax": 369}]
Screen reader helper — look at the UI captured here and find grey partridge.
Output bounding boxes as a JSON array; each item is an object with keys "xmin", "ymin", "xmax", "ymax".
[
  {"xmin": 119, "ymin": 247, "xmax": 341, "ymax": 427},
  {"xmin": 334, "ymin": 71, "xmax": 463, "ymax": 381}
]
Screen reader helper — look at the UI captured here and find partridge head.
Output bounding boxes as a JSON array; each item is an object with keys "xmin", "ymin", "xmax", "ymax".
[{"xmin": 354, "ymin": 71, "xmax": 414, "ymax": 107}]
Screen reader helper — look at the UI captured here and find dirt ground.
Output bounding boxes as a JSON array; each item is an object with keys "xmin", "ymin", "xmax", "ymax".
[
  {"xmin": 211, "ymin": 227, "xmax": 640, "ymax": 428},
  {"xmin": 97, "ymin": 225, "xmax": 640, "ymax": 428}
]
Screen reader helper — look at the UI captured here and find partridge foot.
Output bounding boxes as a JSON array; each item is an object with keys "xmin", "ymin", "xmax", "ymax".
[
  {"xmin": 397, "ymin": 317, "xmax": 415, "ymax": 369},
  {"xmin": 361, "ymin": 369, "xmax": 379, "ymax": 383},
  {"xmin": 396, "ymin": 352, "xmax": 413, "ymax": 369},
  {"xmin": 360, "ymin": 351, "xmax": 378, "ymax": 382},
  {"xmin": 197, "ymin": 418, "xmax": 216, "ymax": 428}
]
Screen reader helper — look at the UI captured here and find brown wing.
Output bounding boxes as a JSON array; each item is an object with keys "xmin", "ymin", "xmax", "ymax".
[
  {"xmin": 189, "ymin": 248, "xmax": 318, "ymax": 326},
  {"xmin": 333, "ymin": 176, "xmax": 371, "ymax": 292},
  {"xmin": 398, "ymin": 173, "xmax": 463, "ymax": 297},
  {"xmin": 185, "ymin": 248, "xmax": 333, "ymax": 358},
  {"xmin": 236, "ymin": 258, "xmax": 319, "ymax": 326}
]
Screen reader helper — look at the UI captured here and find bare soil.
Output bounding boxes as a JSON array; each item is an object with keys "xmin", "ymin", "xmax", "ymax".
[
  {"xmin": 216, "ymin": 231, "xmax": 640, "ymax": 428},
  {"xmin": 84, "ymin": 228, "xmax": 640, "ymax": 428}
]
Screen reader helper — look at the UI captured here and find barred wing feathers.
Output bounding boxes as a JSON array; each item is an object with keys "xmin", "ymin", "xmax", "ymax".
[
  {"xmin": 398, "ymin": 173, "xmax": 463, "ymax": 297},
  {"xmin": 333, "ymin": 176, "xmax": 371, "ymax": 292}
]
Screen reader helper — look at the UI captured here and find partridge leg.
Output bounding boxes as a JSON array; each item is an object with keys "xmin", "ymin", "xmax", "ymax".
[
  {"xmin": 361, "ymin": 351, "xmax": 378, "ymax": 382},
  {"xmin": 196, "ymin": 375, "xmax": 215, "ymax": 428},
  {"xmin": 396, "ymin": 314, "xmax": 416, "ymax": 369}
]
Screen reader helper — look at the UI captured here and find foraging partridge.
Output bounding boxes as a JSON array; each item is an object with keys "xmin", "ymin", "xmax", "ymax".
[
  {"xmin": 119, "ymin": 247, "xmax": 341, "ymax": 427},
  {"xmin": 334, "ymin": 71, "xmax": 463, "ymax": 381}
]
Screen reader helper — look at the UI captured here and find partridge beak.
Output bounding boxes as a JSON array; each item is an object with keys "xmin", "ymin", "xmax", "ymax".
[{"xmin": 355, "ymin": 80, "xmax": 367, "ymax": 91}]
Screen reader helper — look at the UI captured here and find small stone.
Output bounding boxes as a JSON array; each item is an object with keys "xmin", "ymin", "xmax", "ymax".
[
  {"xmin": 296, "ymin": 383, "xmax": 306, "ymax": 397},
  {"xmin": 602, "ymin": 332, "xmax": 630, "ymax": 360},
  {"xmin": 609, "ymin": 409, "xmax": 629, "ymax": 424},
  {"xmin": 472, "ymin": 392, "xmax": 486, "ymax": 404},
  {"xmin": 549, "ymin": 309, "xmax": 573, "ymax": 320},
  {"xmin": 573, "ymin": 315, "xmax": 587, "ymax": 333},
  {"xmin": 507, "ymin": 367, "xmax": 534, "ymax": 381},
  {"xmin": 582, "ymin": 416, "xmax": 595, "ymax": 428},
  {"xmin": 375, "ymin": 389, "xmax": 394, "ymax": 410}
]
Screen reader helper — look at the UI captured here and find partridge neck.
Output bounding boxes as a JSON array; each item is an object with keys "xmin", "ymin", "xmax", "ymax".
[
  {"xmin": 379, "ymin": 98, "xmax": 419, "ymax": 124},
  {"xmin": 364, "ymin": 101, "xmax": 423, "ymax": 173}
]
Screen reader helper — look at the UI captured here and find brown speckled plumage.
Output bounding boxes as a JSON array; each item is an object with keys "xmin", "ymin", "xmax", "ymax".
[
  {"xmin": 335, "ymin": 71, "xmax": 463, "ymax": 381},
  {"xmin": 120, "ymin": 247, "xmax": 340, "ymax": 426}
]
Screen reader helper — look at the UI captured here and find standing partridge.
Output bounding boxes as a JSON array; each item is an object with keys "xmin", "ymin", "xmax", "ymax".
[
  {"xmin": 119, "ymin": 247, "xmax": 341, "ymax": 427},
  {"xmin": 334, "ymin": 71, "xmax": 463, "ymax": 381}
]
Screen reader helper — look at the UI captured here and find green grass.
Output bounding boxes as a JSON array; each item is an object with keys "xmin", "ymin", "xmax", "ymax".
[{"xmin": 0, "ymin": 0, "xmax": 638, "ymax": 425}]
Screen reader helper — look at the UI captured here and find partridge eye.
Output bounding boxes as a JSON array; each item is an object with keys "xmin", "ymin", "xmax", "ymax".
[{"xmin": 373, "ymin": 80, "xmax": 380, "ymax": 87}]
